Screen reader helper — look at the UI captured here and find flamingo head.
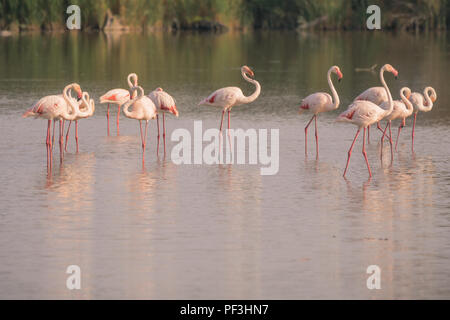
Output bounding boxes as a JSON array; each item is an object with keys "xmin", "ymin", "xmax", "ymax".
[
  {"xmin": 129, "ymin": 73, "xmax": 139, "ymax": 87},
  {"xmin": 242, "ymin": 65, "xmax": 255, "ymax": 78},
  {"xmin": 333, "ymin": 66, "xmax": 343, "ymax": 82},
  {"xmin": 72, "ymin": 84, "xmax": 83, "ymax": 101},
  {"xmin": 170, "ymin": 105, "xmax": 179, "ymax": 117},
  {"xmin": 156, "ymin": 87, "xmax": 164, "ymax": 92},
  {"xmin": 384, "ymin": 64, "xmax": 399, "ymax": 79},
  {"xmin": 426, "ymin": 87, "xmax": 437, "ymax": 102},
  {"xmin": 401, "ymin": 87, "xmax": 411, "ymax": 99}
]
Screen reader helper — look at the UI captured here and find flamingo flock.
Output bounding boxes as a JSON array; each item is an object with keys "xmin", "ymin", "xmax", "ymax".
[{"xmin": 23, "ymin": 64, "xmax": 437, "ymax": 178}]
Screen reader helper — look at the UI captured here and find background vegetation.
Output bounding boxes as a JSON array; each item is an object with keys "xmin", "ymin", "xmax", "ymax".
[{"xmin": 0, "ymin": 0, "xmax": 449, "ymax": 32}]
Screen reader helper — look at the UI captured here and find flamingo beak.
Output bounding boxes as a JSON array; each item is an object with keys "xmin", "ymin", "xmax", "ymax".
[
  {"xmin": 338, "ymin": 70, "xmax": 343, "ymax": 82},
  {"xmin": 77, "ymin": 92, "xmax": 83, "ymax": 101},
  {"xmin": 171, "ymin": 106, "xmax": 179, "ymax": 117},
  {"xmin": 247, "ymin": 68, "xmax": 255, "ymax": 78},
  {"xmin": 393, "ymin": 69, "xmax": 399, "ymax": 79}
]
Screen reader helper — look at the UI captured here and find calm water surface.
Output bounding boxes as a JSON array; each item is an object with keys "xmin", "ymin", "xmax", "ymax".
[{"xmin": 0, "ymin": 31, "xmax": 450, "ymax": 299}]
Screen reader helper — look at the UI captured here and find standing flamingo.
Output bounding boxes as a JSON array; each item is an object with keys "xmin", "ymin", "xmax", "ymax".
[
  {"xmin": 122, "ymin": 86, "xmax": 157, "ymax": 165},
  {"xmin": 299, "ymin": 65, "xmax": 343, "ymax": 158},
  {"xmin": 409, "ymin": 86, "xmax": 437, "ymax": 152},
  {"xmin": 22, "ymin": 83, "xmax": 84, "ymax": 168},
  {"xmin": 148, "ymin": 87, "xmax": 179, "ymax": 156},
  {"xmin": 378, "ymin": 87, "xmax": 414, "ymax": 152},
  {"xmin": 354, "ymin": 69, "xmax": 393, "ymax": 140},
  {"xmin": 65, "ymin": 92, "xmax": 95, "ymax": 153},
  {"xmin": 337, "ymin": 64, "xmax": 398, "ymax": 178},
  {"xmin": 198, "ymin": 66, "xmax": 261, "ymax": 133},
  {"xmin": 100, "ymin": 73, "xmax": 138, "ymax": 136}
]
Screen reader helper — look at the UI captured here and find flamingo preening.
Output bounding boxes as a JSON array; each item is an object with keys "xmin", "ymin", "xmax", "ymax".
[
  {"xmin": 22, "ymin": 83, "xmax": 85, "ymax": 169},
  {"xmin": 409, "ymin": 87, "xmax": 437, "ymax": 152},
  {"xmin": 379, "ymin": 87, "xmax": 414, "ymax": 153},
  {"xmin": 64, "ymin": 92, "xmax": 95, "ymax": 153},
  {"xmin": 148, "ymin": 87, "xmax": 179, "ymax": 156},
  {"xmin": 100, "ymin": 73, "xmax": 138, "ymax": 136},
  {"xmin": 122, "ymin": 86, "xmax": 157, "ymax": 165},
  {"xmin": 337, "ymin": 64, "xmax": 398, "ymax": 178},
  {"xmin": 198, "ymin": 66, "xmax": 261, "ymax": 133},
  {"xmin": 299, "ymin": 65, "xmax": 343, "ymax": 158}
]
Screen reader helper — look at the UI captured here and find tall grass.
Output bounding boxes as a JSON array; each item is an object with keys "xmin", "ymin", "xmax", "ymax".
[{"xmin": 0, "ymin": 0, "xmax": 449, "ymax": 31}]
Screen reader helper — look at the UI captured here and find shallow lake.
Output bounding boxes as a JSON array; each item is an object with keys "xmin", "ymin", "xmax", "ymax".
[{"xmin": 0, "ymin": 31, "xmax": 449, "ymax": 299}]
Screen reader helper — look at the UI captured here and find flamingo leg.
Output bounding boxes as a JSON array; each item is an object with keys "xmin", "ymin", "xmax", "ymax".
[
  {"xmin": 304, "ymin": 115, "xmax": 316, "ymax": 156},
  {"xmin": 380, "ymin": 121, "xmax": 389, "ymax": 160},
  {"xmin": 314, "ymin": 115, "xmax": 319, "ymax": 158},
  {"xmin": 219, "ymin": 110, "xmax": 225, "ymax": 134},
  {"xmin": 412, "ymin": 113, "xmax": 417, "ymax": 152},
  {"xmin": 343, "ymin": 128, "xmax": 361, "ymax": 178},
  {"xmin": 65, "ymin": 121, "xmax": 72, "ymax": 152},
  {"xmin": 377, "ymin": 122, "xmax": 391, "ymax": 140},
  {"xmin": 156, "ymin": 115, "xmax": 160, "ymax": 156},
  {"xmin": 117, "ymin": 105, "xmax": 120, "ymax": 136},
  {"xmin": 59, "ymin": 120, "xmax": 64, "ymax": 164},
  {"xmin": 388, "ymin": 120, "xmax": 393, "ymax": 162},
  {"xmin": 46, "ymin": 120, "xmax": 52, "ymax": 170},
  {"xmin": 367, "ymin": 125, "xmax": 370, "ymax": 143},
  {"xmin": 75, "ymin": 120, "xmax": 79, "ymax": 153},
  {"xmin": 163, "ymin": 113, "xmax": 166, "ymax": 155},
  {"xmin": 395, "ymin": 118, "xmax": 405, "ymax": 151},
  {"xmin": 362, "ymin": 127, "xmax": 372, "ymax": 177},
  {"xmin": 107, "ymin": 103, "xmax": 110, "ymax": 136},
  {"xmin": 52, "ymin": 120, "xmax": 56, "ymax": 152}
]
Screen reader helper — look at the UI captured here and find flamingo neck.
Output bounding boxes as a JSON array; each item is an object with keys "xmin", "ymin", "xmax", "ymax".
[
  {"xmin": 400, "ymin": 88, "xmax": 413, "ymax": 115},
  {"xmin": 420, "ymin": 86, "xmax": 434, "ymax": 112},
  {"xmin": 380, "ymin": 66, "xmax": 393, "ymax": 117},
  {"xmin": 240, "ymin": 71, "xmax": 261, "ymax": 104},
  {"xmin": 62, "ymin": 84, "xmax": 80, "ymax": 120},
  {"xmin": 123, "ymin": 86, "xmax": 144, "ymax": 118},
  {"xmin": 327, "ymin": 68, "xmax": 340, "ymax": 110}
]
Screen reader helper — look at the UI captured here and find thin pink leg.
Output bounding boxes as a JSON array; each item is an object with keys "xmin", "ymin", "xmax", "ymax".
[
  {"xmin": 156, "ymin": 115, "xmax": 160, "ymax": 156},
  {"xmin": 412, "ymin": 113, "xmax": 417, "ymax": 152},
  {"xmin": 362, "ymin": 127, "xmax": 372, "ymax": 177},
  {"xmin": 117, "ymin": 105, "xmax": 120, "ymax": 136},
  {"xmin": 367, "ymin": 125, "xmax": 370, "ymax": 143},
  {"xmin": 75, "ymin": 120, "xmax": 79, "ymax": 153},
  {"xmin": 395, "ymin": 119, "xmax": 405, "ymax": 151},
  {"xmin": 343, "ymin": 128, "xmax": 361, "ymax": 178},
  {"xmin": 304, "ymin": 115, "xmax": 316, "ymax": 156},
  {"xmin": 388, "ymin": 120, "xmax": 393, "ymax": 162},
  {"xmin": 163, "ymin": 113, "xmax": 166, "ymax": 155},
  {"xmin": 380, "ymin": 121, "xmax": 389, "ymax": 160},
  {"xmin": 59, "ymin": 120, "xmax": 64, "ymax": 164},
  {"xmin": 228, "ymin": 110, "xmax": 231, "ymax": 130},
  {"xmin": 314, "ymin": 115, "xmax": 319, "ymax": 158},
  {"xmin": 377, "ymin": 122, "xmax": 391, "ymax": 140},
  {"xmin": 219, "ymin": 110, "xmax": 225, "ymax": 134},
  {"xmin": 65, "ymin": 121, "xmax": 72, "ymax": 152},
  {"xmin": 107, "ymin": 104, "xmax": 110, "ymax": 136},
  {"xmin": 46, "ymin": 120, "xmax": 51, "ymax": 170},
  {"xmin": 52, "ymin": 120, "xmax": 56, "ymax": 152},
  {"xmin": 50, "ymin": 120, "xmax": 54, "ymax": 168}
]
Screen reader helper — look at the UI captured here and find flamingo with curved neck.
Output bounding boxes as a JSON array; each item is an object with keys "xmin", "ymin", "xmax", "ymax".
[
  {"xmin": 337, "ymin": 64, "xmax": 398, "ymax": 178},
  {"xmin": 198, "ymin": 65, "xmax": 261, "ymax": 133},
  {"xmin": 123, "ymin": 86, "xmax": 158, "ymax": 165},
  {"xmin": 409, "ymin": 86, "xmax": 437, "ymax": 151},
  {"xmin": 23, "ymin": 83, "xmax": 84, "ymax": 168},
  {"xmin": 299, "ymin": 65, "xmax": 343, "ymax": 158},
  {"xmin": 100, "ymin": 73, "xmax": 138, "ymax": 136},
  {"xmin": 65, "ymin": 92, "xmax": 95, "ymax": 153}
]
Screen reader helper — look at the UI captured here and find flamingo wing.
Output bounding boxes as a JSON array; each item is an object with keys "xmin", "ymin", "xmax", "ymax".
[
  {"xmin": 199, "ymin": 87, "xmax": 242, "ymax": 107},
  {"xmin": 23, "ymin": 95, "xmax": 67, "ymax": 119},
  {"xmin": 100, "ymin": 89, "xmax": 130, "ymax": 104},
  {"xmin": 300, "ymin": 93, "xmax": 332, "ymax": 113},
  {"xmin": 355, "ymin": 87, "xmax": 388, "ymax": 105}
]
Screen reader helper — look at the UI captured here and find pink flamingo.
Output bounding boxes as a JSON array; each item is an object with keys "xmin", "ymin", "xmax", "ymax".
[
  {"xmin": 100, "ymin": 73, "xmax": 138, "ymax": 136},
  {"xmin": 65, "ymin": 92, "xmax": 95, "ymax": 153},
  {"xmin": 299, "ymin": 65, "xmax": 343, "ymax": 158},
  {"xmin": 409, "ymin": 87, "xmax": 437, "ymax": 152},
  {"xmin": 379, "ymin": 87, "xmax": 414, "ymax": 153},
  {"xmin": 354, "ymin": 68, "xmax": 394, "ymax": 140},
  {"xmin": 122, "ymin": 86, "xmax": 157, "ymax": 165},
  {"xmin": 22, "ymin": 83, "xmax": 84, "ymax": 168},
  {"xmin": 198, "ymin": 66, "xmax": 261, "ymax": 133},
  {"xmin": 148, "ymin": 87, "xmax": 179, "ymax": 156},
  {"xmin": 337, "ymin": 64, "xmax": 398, "ymax": 178}
]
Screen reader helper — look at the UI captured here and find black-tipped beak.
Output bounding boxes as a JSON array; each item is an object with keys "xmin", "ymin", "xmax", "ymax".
[
  {"xmin": 395, "ymin": 76, "xmax": 398, "ymax": 80},
  {"xmin": 77, "ymin": 97, "xmax": 82, "ymax": 102},
  {"xmin": 338, "ymin": 78, "xmax": 342, "ymax": 83}
]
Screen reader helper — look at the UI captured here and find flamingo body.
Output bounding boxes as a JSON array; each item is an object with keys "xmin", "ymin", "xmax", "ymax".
[{"xmin": 355, "ymin": 87, "xmax": 388, "ymax": 105}]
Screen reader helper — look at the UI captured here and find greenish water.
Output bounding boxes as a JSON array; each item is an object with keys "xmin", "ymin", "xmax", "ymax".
[{"xmin": 0, "ymin": 31, "xmax": 449, "ymax": 299}]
